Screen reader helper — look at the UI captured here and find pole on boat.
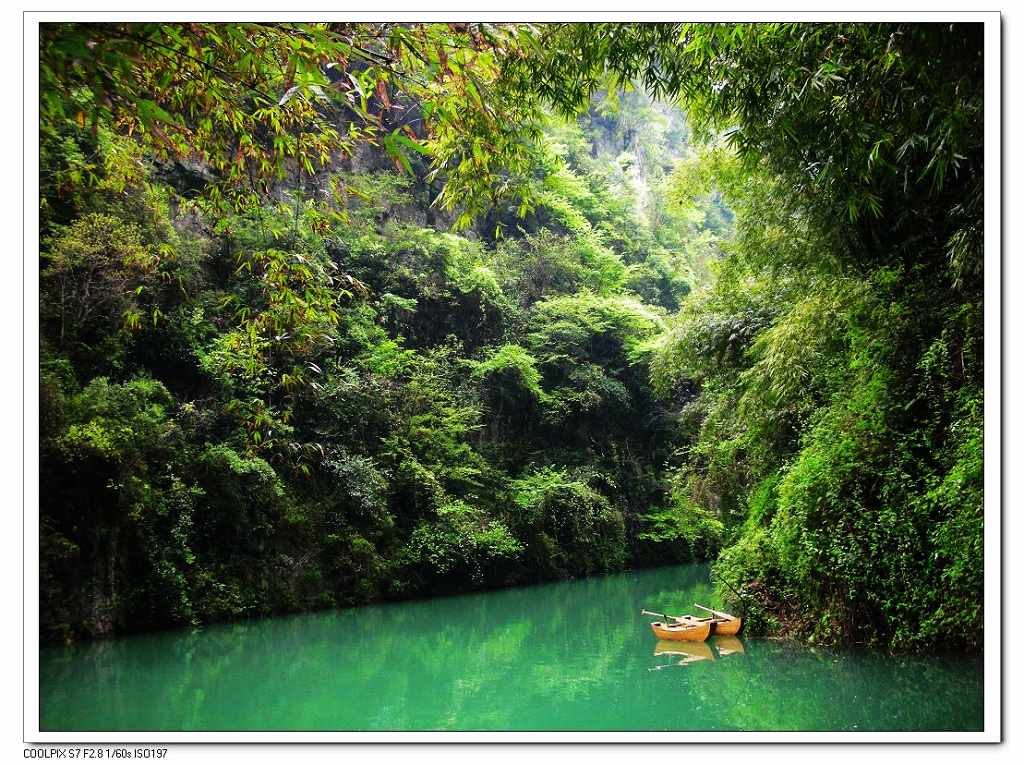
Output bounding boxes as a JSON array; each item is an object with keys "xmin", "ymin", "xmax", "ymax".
[
  {"xmin": 713, "ymin": 573, "xmax": 749, "ymax": 615},
  {"xmin": 642, "ymin": 608, "xmax": 699, "ymax": 624},
  {"xmin": 641, "ymin": 609, "xmax": 672, "ymax": 621},
  {"xmin": 694, "ymin": 603, "xmax": 735, "ymax": 620}
]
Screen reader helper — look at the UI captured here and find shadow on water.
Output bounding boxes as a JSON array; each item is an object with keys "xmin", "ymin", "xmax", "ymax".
[{"xmin": 40, "ymin": 564, "xmax": 983, "ymax": 732}]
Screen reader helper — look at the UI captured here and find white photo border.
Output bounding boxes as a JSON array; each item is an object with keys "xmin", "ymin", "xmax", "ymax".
[{"xmin": 21, "ymin": 7, "xmax": 1003, "ymax": 744}]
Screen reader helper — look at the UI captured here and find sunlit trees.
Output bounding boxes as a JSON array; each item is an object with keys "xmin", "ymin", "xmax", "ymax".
[{"xmin": 515, "ymin": 22, "xmax": 985, "ymax": 648}]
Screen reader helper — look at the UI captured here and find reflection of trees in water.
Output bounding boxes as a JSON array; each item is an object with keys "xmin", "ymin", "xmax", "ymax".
[
  {"xmin": 40, "ymin": 564, "xmax": 982, "ymax": 732},
  {"xmin": 663, "ymin": 639, "xmax": 983, "ymax": 732}
]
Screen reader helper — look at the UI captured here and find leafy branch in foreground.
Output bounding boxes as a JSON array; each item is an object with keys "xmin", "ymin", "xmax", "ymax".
[{"xmin": 41, "ymin": 22, "xmax": 548, "ymax": 221}]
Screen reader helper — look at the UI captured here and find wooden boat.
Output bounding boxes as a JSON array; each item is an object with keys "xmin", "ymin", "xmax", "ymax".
[
  {"xmin": 649, "ymin": 618, "xmax": 712, "ymax": 642},
  {"xmin": 694, "ymin": 604, "xmax": 743, "ymax": 636}
]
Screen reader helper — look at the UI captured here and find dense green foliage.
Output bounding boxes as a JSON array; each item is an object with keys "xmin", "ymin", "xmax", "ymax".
[
  {"xmin": 40, "ymin": 39, "xmax": 722, "ymax": 642},
  {"xmin": 512, "ymin": 22, "xmax": 984, "ymax": 649},
  {"xmin": 40, "ymin": 22, "xmax": 984, "ymax": 651}
]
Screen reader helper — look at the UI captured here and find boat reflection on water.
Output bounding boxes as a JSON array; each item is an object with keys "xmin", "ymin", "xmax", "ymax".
[
  {"xmin": 652, "ymin": 640, "xmax": 715, "ymax": 668},
  {"xmin": 650, "ymin": 636, "xmax": 746, "ymax": 670},
  {"xmin": 712, "ymin": 636, "xmax": 745, "ymax": 657}
]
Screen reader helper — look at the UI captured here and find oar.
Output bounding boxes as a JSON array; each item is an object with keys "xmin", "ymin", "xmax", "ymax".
[
  {"xmin": 641, "ymin": 608, "xmax": 674, "ymax": 621},
  {"xmin": 641, "ymin": 609, "xmax": 699, "ymax": 623},
  {"xmin": 694, "ymin": 603, "xmax": 736, "ymax": 621}
]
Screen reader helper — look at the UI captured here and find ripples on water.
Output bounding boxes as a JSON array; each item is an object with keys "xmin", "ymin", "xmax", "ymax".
[{"xmin": 40, "ymin": 564, "xmax": 983, "ymax": 731}]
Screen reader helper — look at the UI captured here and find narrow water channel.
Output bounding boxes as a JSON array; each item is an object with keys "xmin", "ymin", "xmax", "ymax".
[{"xmin": 40, "ymin": 564, "xmax": 983, "ymax": 731}]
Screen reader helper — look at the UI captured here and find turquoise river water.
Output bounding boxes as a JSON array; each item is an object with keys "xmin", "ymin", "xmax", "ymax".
[{"xmin": 40, "ymin": 564, "xmax": 983, "ymax": 731}]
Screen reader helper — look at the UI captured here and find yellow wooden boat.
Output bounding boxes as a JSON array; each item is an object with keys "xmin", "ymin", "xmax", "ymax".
[{"xmin": 649, "ymin": 618, "xmax": 712, "ymax": 642}]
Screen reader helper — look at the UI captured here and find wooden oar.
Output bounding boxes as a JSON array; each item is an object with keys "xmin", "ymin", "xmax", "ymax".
[
  {"xmin": 641, "ymin": 609, "xmax": 699, "ymax": 624},
  {"xmin": 694, "ymin": 603, "xmax": 736, "ymax": 621},
  {"xmin": 641, "ymin": 608, "xmax": 673, "ymax": 620}
]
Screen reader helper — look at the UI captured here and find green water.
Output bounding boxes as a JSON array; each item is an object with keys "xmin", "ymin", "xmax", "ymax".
[{"xmin": 40, "ymin": 564, "xmax": 983, "ymax": 732}]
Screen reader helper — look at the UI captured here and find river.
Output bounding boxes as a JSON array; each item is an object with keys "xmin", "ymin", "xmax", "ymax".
[{"xmin": 39, "ymin": 563, "xmax": 983, "ymax": 731}]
